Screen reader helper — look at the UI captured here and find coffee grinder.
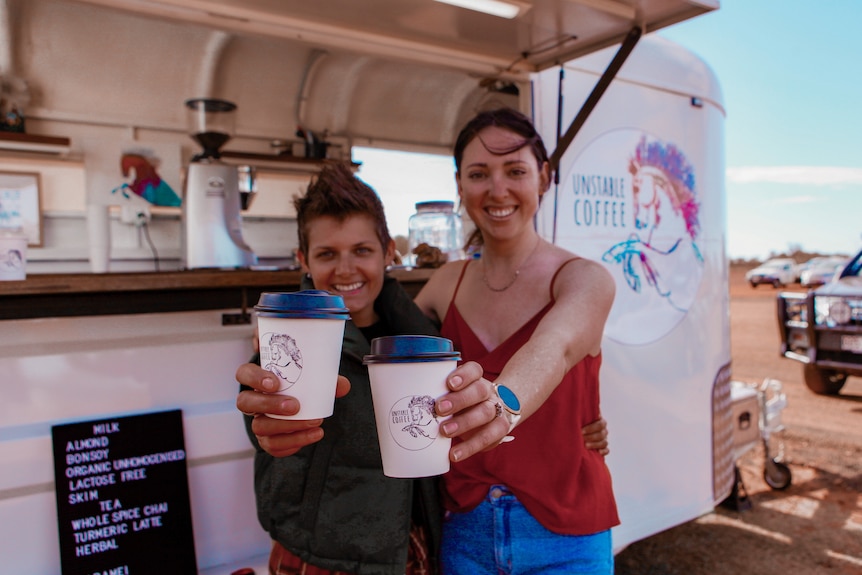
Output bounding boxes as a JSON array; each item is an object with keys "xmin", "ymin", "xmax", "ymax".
[{"xmin": 181, "ymin": 97, "xmax": 257, "ymax": 269}]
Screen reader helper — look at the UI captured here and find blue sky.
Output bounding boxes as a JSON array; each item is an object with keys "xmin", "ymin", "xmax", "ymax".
[
  {"xmin": 355, "ymin": 0, "xmax": 862, "ymax": 261},
  {"xmin": 660, "ymin": 0, "xmax": 862, "ymax": 260}
]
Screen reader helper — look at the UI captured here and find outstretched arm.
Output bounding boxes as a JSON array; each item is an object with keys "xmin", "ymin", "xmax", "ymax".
[{"xmin": 422, "ymin": 259, "xmax": 615, "ymax": 462}]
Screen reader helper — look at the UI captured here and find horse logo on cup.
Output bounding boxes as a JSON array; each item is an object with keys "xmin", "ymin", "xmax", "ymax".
[
  {"xmin": 388, "ymin": 395, "xmax": 439, "ymax": 450},
  {"xmin": 260, "ymin": 332, "xmax": 303, "ymax": 389}
]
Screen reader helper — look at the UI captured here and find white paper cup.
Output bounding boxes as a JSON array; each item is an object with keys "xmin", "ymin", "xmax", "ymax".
[
  {"xmin": 255, "ymin": 291, "xmax": 349, "ymax": 419},
  {"xmin": 0, "ymin": 230, "xmax": 27, "ymax": 281},
  {"xmin": 86, "ymin": 204, "xmax": 111, "ymax": 273},
  {"xmin": 364, "ymin": 336, "xmax": 461, "ymax": 478}
]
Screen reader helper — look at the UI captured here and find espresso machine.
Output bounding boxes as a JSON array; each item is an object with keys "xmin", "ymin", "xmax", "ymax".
[{"xmin": 181, "ymin": 98, "xmax": 257, "ymax": 269}]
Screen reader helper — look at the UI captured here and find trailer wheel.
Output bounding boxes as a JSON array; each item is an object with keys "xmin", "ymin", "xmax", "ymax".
[
  {"xmin": 763, "ymin": 458, "xmax": 792, "ymax": 490},
  {"xmin": 803, "ymin": 364, "xmax": 847, "ymax": 395}
]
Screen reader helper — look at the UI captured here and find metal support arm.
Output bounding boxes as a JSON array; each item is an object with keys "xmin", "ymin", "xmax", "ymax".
[{"xmin": 549, "ymin": 26, "xmax": 642, "ymax": 173}]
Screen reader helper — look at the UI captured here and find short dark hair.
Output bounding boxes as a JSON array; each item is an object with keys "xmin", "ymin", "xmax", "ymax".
[{"xmin": 293, "ymin": 161, "xmax": 392, "ymax": 257}]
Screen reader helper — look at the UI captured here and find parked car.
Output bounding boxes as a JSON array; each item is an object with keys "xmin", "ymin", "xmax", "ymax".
[
  {"xmin": 745, "ymin": 258, "xmax": 798, "ymax": 288},
  {"xmin": 799, "ymin": 256, "xmax": 848, "ymax": 287},
  {"xmin": 777, "ymin": 248, "xmax": 862, "ymax": 394}
]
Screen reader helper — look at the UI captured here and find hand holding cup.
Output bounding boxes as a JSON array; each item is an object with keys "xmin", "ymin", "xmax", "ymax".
[
  {"xmin": 364, "ymin": 336, "xmax": 461, "ymax": 477},
  {"xmin": 432, "ymin": 361, "xmax": 514, "ymax": 461},
  {"xmin": 236, "ymin": 361, "xmax": 351, "ymax": 457}
]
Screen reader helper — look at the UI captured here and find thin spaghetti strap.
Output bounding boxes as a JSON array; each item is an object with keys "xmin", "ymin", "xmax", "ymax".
[
  {"xmin": 549, "ymin": 257, "xmax": 582, "ymax": 301},
  {"xmin": 452, "ymin": 259, "xmax": 472, "ymax": 301}
]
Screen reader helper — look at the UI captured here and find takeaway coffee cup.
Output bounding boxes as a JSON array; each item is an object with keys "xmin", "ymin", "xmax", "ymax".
[
  {"xmin": 364, "ymin": 335, "xmax": 461, "ymax": 478},
  {"xmin": 0, "ymin": 229, "xmax": 27, "ymax": 281},
  {"xmin": 254, "ymin": 290, "xmax": 350, "ymax": 420}
]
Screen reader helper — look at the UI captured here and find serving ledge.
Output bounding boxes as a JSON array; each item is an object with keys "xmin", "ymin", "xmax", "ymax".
[{"xmin": 0, "ymin": 268, "xmax": 434, "ymax": 320}]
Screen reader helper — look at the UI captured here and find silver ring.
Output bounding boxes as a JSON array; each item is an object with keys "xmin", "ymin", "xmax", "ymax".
[{"xmin": 491, "ymin": 401, "xmax": 503, "ymax": 419}]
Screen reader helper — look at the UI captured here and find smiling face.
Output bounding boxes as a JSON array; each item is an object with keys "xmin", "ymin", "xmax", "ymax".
[
  {"xmin": 456, "ymin": 126, "xmax": 549, "ymax": 243},
  {"xmin": 297, "ymin": 214, "xmax": 394, "ymax": 328}
]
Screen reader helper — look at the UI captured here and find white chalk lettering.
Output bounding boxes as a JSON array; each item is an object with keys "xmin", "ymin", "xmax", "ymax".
[
  {"xmin": 66, "ymin": 437, "xmax": 109, "ymax": 452},
  {"xmin": 75, "ymin": 538, "xmax": 119, "ymax": 556},
  {"xmin": 66, "ymin": 448, "xmax": 110, "ymax": 465},
  {"xmin": 68, "ymin": 490, "xmax": 99, "ymax": 505},
  {"xmin": 71, "ymin": 523, "xmax": 128, "ymax": 542},
  {"xmin": 70, "ymin": 513, "xmax": 110, "ymax": 530},
  {"xmin": 120, "ymin": 468, "xmax": 147, "ymax": 482},
  {"xmin": 144, "ymin": 502, "xmax": 168, "ymax": 516},
  {"xmin": 112, "ymin": 449, "xmax": 185, "ymax": 470},
  {"xmin": 132, "ymin": 515, "xmax": 162, "ymax": 531},
  {"xmin": 90, "ymin": 566, "xmax": 129, "ymax": 575},
  {"xmin": 92, "ymin": 422, "xmax": 121, "ymax": 435},
  {"xmin": 100, "ymin": 499, "xmax": 122, "ymax": 512},
  {"xmin": 66, "ymin": 461, "xmax": 113, "ymax": 478},
  {"xmin": 111, "ymin": 507, "xmax": 141, "ymax": 522},
  {"xmin": 69, "ymin": 473, "xmax": 116, "ymax": 491}
]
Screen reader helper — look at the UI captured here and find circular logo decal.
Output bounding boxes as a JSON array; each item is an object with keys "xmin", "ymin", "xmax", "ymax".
[
  {"xmin": 387, "ymin": 395, "xmax": 440, "ymax": 451},
  {"xmin": 555, "ymin": 129, "xmax": 705, "ymax": 345}
]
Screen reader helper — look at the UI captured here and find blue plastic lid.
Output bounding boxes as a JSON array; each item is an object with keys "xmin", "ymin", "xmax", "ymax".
[
  {"xmin": 363, "ymin": 335, "xmax": 461, "ymax": 364},
  {"xmin": 254, "ymin": 290, "xmax": 350, "ymax": 319}
]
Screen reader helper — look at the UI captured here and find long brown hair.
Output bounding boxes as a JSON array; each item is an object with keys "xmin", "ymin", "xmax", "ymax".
[{"xmin": 453, "ymin": 107, "xmax": 551, "ymax": 247}]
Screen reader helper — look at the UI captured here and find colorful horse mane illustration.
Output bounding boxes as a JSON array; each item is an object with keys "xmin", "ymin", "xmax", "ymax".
[
  {"xmin": 629, "ymin": 137, "xmax": 700, "ymax": 241},
  {"xmin": 603, "ymin": 137, "xmax": 703, "ymax": 311}
]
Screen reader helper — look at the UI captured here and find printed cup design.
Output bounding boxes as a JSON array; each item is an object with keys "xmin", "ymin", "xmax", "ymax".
[
  {"xmin": 255, "ymin": 316, "xmax": 345, "ymax": 420},
  {"xmin": 254, "ymin": 291, "xmax": 349, "ymax": 420},
  {"xmin": 259, "ymin": 332, "xmax": 304, "ymax": 390},
  {"xmin": 367, "ymin": 361, "xmax": 454, "ymax": 477},
  {"xmin": 364, "ymin": 335, "xmax": 460, "ymax": 477},
  {"xmin": 389, "ymin": 394, "xmax": 440, "ymax": 450}
]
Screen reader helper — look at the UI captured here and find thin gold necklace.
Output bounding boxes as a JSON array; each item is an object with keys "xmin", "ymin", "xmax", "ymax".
[{"xmin": 481, "ymin": 237, "xmax": 542, "ymax": 292}]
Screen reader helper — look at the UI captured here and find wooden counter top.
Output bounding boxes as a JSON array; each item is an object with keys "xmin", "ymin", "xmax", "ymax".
[
  {"xmin": 1, "ymin": 269, "xmax": 307, "ymax": 296},
  {"xmin": 0, "ymin": 267, "xmax": 435, "ymax": 320}
]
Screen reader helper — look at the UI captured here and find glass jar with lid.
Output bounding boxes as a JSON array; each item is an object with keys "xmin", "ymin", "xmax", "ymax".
[{"xmin": 407, "ymin": 200, "xmax": 464, "ymax": 266}]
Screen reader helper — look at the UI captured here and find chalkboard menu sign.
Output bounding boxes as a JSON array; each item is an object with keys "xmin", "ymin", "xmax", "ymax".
[{"xmin": 51, "ymin": 409, "xmax": 197, "ymax": 575}]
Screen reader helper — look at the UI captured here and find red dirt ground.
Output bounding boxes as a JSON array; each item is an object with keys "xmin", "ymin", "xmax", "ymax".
[{"xmin": 614, "ymin": 264, "xmax": 862, "ymax": 575}]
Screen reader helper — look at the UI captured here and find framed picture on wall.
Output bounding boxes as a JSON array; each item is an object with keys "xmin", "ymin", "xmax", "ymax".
[{"xmin": 0, "ymin": 171, "xmax": 42, "ymax": 246}]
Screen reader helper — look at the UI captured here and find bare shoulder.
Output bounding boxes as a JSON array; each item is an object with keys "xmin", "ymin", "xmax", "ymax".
[
  {"xmin": 552, "ymin": 248, "xmax": 615, "ymax": 298},
  {"xmin": 414, "ymin": 259, "xmax": 470, "ymax": 321},
  {"xmin": 428, "ymin": 258, "xmax": 469, "ymax": 285}
]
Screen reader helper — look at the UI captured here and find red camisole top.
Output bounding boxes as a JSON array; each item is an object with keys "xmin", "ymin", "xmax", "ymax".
[{"xmin": 439, "ymin": 259, "xmax": 620, "ymax": 535}]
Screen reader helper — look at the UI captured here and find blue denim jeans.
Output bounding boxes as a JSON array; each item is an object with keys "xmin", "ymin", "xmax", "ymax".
[{"xmin": 441, "ymin": 485, "xmax": 613, "ymax": 575}]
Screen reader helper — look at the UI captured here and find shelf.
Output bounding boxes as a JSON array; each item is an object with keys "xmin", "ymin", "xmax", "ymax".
[
  {"xmin": 220, "ymin": 150, "xmax": 360, "ymax": 173},
  {"xmin": 0, "ymin": 131, "xmax": 72, "ymax": 155}
]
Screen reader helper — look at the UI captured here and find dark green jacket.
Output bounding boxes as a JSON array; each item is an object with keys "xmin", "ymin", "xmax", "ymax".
[{"xmin": 243, "ymin": 275, "xmax": 442, "ymax": 574}]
